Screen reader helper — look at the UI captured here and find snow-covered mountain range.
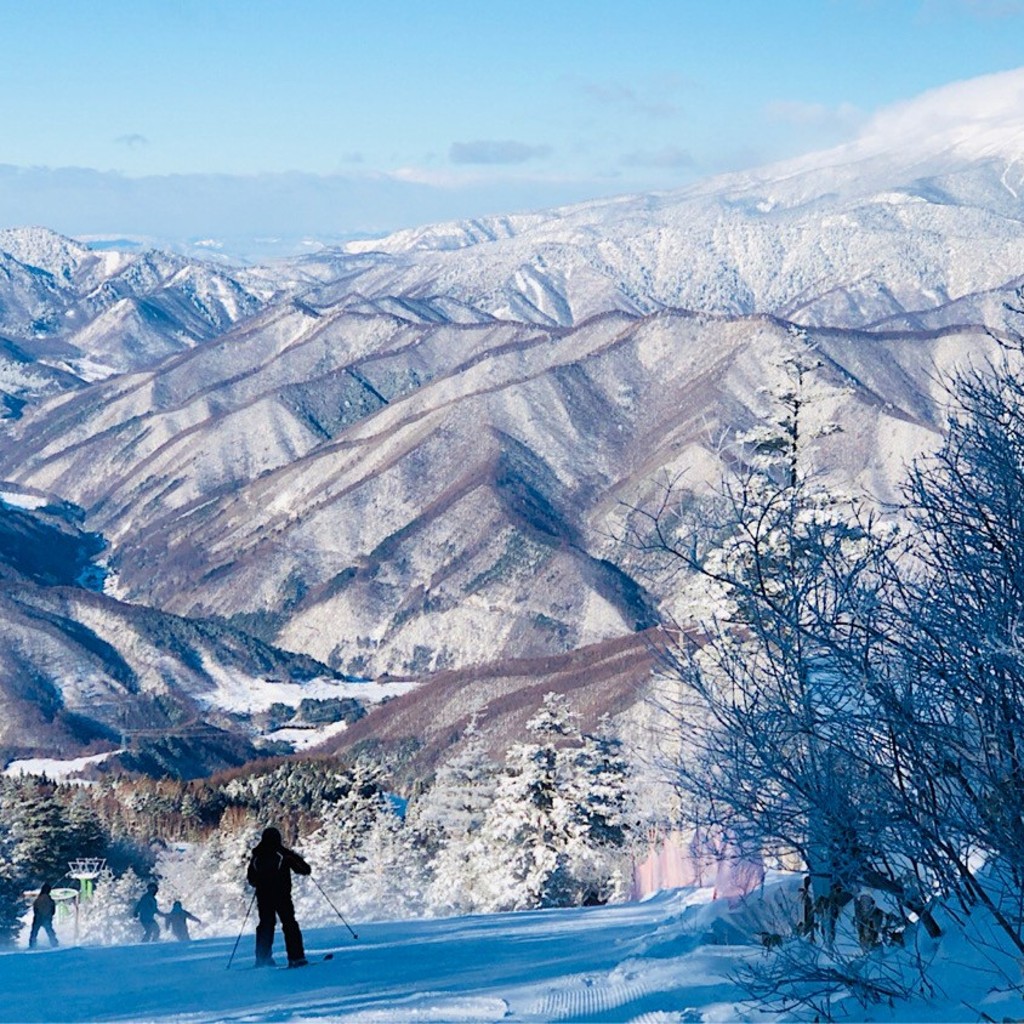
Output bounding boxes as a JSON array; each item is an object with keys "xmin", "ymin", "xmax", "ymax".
[
  {"xmin": 337, "ymin": 69, "xmax": 1024, "ymax": 329},
  {"xmin": 3, "ymin": 67, "xmax": 1024, "ymax": 774},
  {"xmin": 0, "ymin": 227, "xmax": 271, "ymax": 410}
]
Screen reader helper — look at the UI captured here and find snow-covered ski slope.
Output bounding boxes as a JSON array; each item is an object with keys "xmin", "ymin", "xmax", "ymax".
[
  {"xmin": 5, "ymin": 890, "xmax": 739, "ymax": 1024},
  {"xmin": 3, "ymin": 881, "xmax": 1024, "ymax": 1023}
]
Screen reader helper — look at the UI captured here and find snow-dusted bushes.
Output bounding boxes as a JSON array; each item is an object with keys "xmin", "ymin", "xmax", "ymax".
[
  {"xmin": 154, "ymin": 828, "xmax": 257, "ymax": 937},
  {"xmin": 76, "ymin": 868, "xmax": 147, "ymax": 946}
]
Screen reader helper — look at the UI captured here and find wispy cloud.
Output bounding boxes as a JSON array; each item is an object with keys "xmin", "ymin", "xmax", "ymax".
[
  {"xmin": 113, "ymin": 133, "xmax": 149, "ymax": 148},
  {"xmin": 575, "ymin": 75, "xmax": 688, "ymax": 119},
  {"xmin": 763, "ymin": 100, "xmax": 865, "ymax": 131},
  {"xmin": 621, "ymin": 146, "xmax": 694, "ymax": 170},
  {"xmin": 449, "ymin": 140, "xmax": 552, "ymax": 165}
]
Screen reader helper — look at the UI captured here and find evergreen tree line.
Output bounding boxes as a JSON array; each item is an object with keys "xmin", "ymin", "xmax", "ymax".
[{"xmin": 0, "ymin": 696, "xmax": 636, "ymax": 944}]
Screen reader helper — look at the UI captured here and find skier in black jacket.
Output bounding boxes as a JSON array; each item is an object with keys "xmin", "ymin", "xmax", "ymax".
[
  {"xmin": 246, "ymin": 826, "xmax": 311, "ymax": 967},
  {"xmin": 29, "ymin": 883, "xmax": 59, "ymax": 948}
]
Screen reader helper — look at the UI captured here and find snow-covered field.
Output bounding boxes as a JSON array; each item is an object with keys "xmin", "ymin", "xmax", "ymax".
[
  {"xmin": 3, "ymin": 881, "xmax": 1024, "ymax": 1023},
  {"xmin": 2, "ymin": 750, "xmax": 123, "ymax": 781}
]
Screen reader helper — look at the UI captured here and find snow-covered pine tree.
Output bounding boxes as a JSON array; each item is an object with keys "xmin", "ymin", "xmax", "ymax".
[
  {"xmin": 469, "ymin": 693, "xmax": 598, "ymax": 912},
  {"xmin": 0, "ymin": 864, "xmax": 22, "ymax": 947},
  {"xmin": 409, "ymin": 723, "xmax": 499, "ymax": 915},
  {"xmin": 558, "ymin": 716, "xmax": 635, "ymax": 905},
  {"xmin": 342, "ymin": 796, "xmax": 427, "ymax": 920},
  {"xmin": 409, "ymin": 722, "xmax": 497, "ymax": 844},
  {"xmin": 295, "ymin": 759, "xmax": 392, "ymax": 925},
  {"xmin": 734, "ymin": 326, "xmax": 845, "ymax": 489},
  {"xmin": 7, "ymin": 784, "xmax": 74, "ymax": 886},
  {"xmin": 65, "ymin": 793, "xmax": 109, "ymax": 862},
  {"xmin": 77, "ymin": 868, "xmax": 145, "ymax": 946}
]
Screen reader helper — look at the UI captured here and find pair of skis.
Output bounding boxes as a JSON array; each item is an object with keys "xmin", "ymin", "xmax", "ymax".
[{"xmin": 264, "ymin": 952, "xmax": 335, "ymax": 970}]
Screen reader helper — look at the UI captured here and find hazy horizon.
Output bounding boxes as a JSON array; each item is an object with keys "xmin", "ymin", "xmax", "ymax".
[{"xmin": 3, "ymin": 0, "xmax": 1024, "ymax": 256}]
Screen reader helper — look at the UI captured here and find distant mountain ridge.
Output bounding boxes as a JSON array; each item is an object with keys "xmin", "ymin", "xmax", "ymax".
[
  {"xmin": 338, "ymin": 69, "xmax": 1024, "ymax": 330},
  {"xmin": 3, "ymin": 68, "xmax": 1024, "ymax": 776},
  {"xmin": 0, "ymin": 227, "xmax": 271, "ymax": 413}
]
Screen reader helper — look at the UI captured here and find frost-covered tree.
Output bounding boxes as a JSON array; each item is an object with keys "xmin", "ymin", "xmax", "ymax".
[
  {"xmin": 652, "ymin": 474, "xmax": 917, "ymax": 899},
  {"xmin": 343, "ymin": 797, "xmax": 427, "ymax": 920},
  {"xmin": 889, "ymin": 326, "xmax": 1024, "ymax": 951},
  {"xmin": 0, "ymin": 821, "xmax": 24, "ymax": 948},
  {"xmin": 0, "ymin": 865, "xmax": 23, "ymax": 948},
  {"xmin": 410, "ymin": 723, "xmax": 497, "ymax": 844},
  {"xmin": 559, "ymin": 717, "xmax": 635, "ymax": 905},
  {"xmin": 631, "ymin": 424, "xmax": 959, "ymax": 948},
  {"xmin": 65, "ymin": 794, "xmax": 110, "ymax": 862},
  {"xmin": 77, "ymin": 869, "xmax": 145, "ymax": 946},
  {"xmin": 296, "ymin": 760, "xmax": 400, "ymax": 924},
  {"xmin": 409, "ymin": 723, "xmax": 499, "ymax": 915},
  {"xmin": 735, "ymin": 326, "xmax": 845, "ymax": 489},
  {"xmin": 469, "ymin": 742, "xmax": 564, "ymax": 910},
  {"xmin": 623, "ymin": 310, "xmax": 1024, "ymax": 1016},
  {"xmin": 468, "ymin": 694, "xmax": 632, "ymax": 912}
]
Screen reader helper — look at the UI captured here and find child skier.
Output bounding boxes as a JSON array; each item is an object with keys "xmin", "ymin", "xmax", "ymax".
[{"xmin": 164, "ymin": 899, "xmax": 202, "ymax": 941}]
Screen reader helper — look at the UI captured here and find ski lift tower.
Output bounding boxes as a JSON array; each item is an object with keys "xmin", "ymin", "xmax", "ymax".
[
  {"xmin": 68, "ymin": 858, "xmax": 106, "ymax": 901},
  {"xmin": 48, "ymin": 886, "xmax": 79, "ymax": 925}
]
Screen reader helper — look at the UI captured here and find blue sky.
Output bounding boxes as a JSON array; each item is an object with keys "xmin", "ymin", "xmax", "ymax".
[{"xmin": 1, "ymin": 0, "xmax": 1023, "ymax": 252}]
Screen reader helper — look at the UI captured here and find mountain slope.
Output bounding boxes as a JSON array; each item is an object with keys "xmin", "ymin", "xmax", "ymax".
[
  {"xmin": 0, "ymin": 492, "xmax": 363, "ymax": 776},
  {"xmin": 0, "ymin": 227, "xmax": 270, "ymax": 411},
  {"xmin": 0, "ymin": 301, "xmax": 986, "ymax": 678}
]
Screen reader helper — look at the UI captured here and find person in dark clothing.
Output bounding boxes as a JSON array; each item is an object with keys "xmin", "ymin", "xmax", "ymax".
[
  {"xmin": 164, "ymin": 899, "xmax": 202, "ymax": 941},
  {"xmin": 246, "ymin": 826, "xmax": 311, "ymax": 967},
  {"xmin": 796, "ymin": 875, "xmax": 815, "ymax": 942},
  {"xmin": 134, "ymin": 882, "xmax": 162, "ymax": 942},
  {"xmin": 816, "ymin": 881, "xmax": 851, "ymax": 945},
  {"xmin": 854, "ymin": 893, "xmax": 884, "ymax": 951},
  {"xmin": 29, "ymin": 883, "xmax": 59, "ymax": 949}
]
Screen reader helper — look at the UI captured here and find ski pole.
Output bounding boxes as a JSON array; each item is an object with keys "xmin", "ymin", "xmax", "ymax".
[
  {"xmin": 226, "ymin": 892, "xmax": 257, "ymax": 970},
  {"xmin": 310, "ymin": 875, "xmax": 358, "ymax": 939}
]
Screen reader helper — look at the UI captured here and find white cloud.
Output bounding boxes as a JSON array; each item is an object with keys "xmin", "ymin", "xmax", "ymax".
[
  {"xmin": 763, "ymin": 100, "xmax": 865, "ymax": 130},
  {"xmin": 620, "ymin": 146, "xmax": 694, "ymax": 170},
  {"xmin": 449, "ymin": 140, "xmax": 553, "ymax": 165},
  {"xmin": 853, "ymin": 65, "xmax": 1024, "ymax": 156}
]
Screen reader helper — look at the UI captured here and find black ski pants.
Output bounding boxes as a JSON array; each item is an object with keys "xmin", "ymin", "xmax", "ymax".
[
  {"xmin": 29, "ymin": 916, "xmax": 58, "ymax": 948},
  {"xmin": 255, "ymin": 890, "xmax": 305, "ymax": 964}
]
